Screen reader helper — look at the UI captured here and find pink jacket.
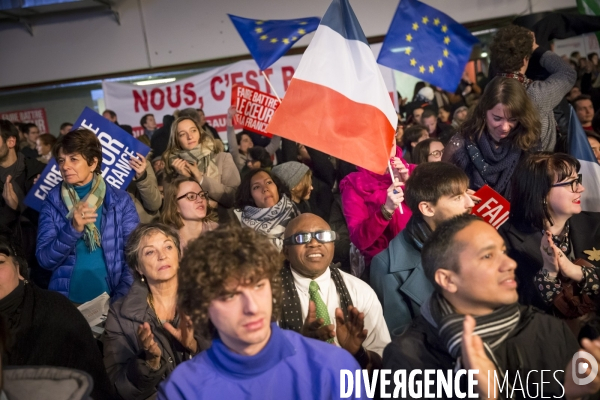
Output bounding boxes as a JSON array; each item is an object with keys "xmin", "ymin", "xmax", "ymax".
[{"xmin": 340, "ymin": 155, "xmax": 415, "ymax": 266}]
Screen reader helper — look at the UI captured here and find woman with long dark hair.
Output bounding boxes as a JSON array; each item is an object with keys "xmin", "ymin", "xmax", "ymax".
[{"xmin": 443, "ymin": 76, "xmax": 541, "ymax": 199}]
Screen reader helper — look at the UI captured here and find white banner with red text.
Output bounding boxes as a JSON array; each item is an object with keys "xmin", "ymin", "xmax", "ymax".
[{"xmin": 102, "ymin": 43, "xmax": 397, "ymax": 142}]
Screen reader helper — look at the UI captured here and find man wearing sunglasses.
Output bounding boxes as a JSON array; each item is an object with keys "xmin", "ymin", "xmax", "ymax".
[
  {"xmin": 371, "ymin": 163, "xmax": 475, "ymax": 338},
  {"xmin": 280, "ymin": 213, "xmax": 390, "ymax": 370}
]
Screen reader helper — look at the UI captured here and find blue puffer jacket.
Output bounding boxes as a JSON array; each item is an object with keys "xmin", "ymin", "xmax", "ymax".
[{"xmin": 36, "ymin": 182, "xmax": 140, "ymax": 299}]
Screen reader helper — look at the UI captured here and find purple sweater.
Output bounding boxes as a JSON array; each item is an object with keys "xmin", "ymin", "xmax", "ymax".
[{"xmin": 158, "ymin": 324, "xmax": 364, "ymax": 399}]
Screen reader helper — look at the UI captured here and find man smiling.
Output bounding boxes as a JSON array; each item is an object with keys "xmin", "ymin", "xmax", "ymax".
[{"xmin": 280, "ymin": 213, "xmax": 390, "ymax": 370}]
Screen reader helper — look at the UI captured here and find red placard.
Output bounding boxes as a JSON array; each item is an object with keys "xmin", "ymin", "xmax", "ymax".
[
  {"xmin": 231, "ymin": 85, "xmax": 279, "ymax": 138},
  {"xmin": 471, "ymin": 185, "xmax": 510, "ymax": 229},
  {"xmin": 0, "ymin": 108, "xmax": 49, "ymax": 134}
]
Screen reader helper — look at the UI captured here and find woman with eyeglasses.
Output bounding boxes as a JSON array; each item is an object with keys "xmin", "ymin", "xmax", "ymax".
[
  {"xmin": 443, "ymin": 77, "xmax": 541, "ymax": 199},
  {"xmin": 499, "ymin": 153, "xmax": 600, "ymax": 328},
  {"xmin": 159, "ymin": 176, "xmax": 218, "ymax": 252},
  {"xmin": 412, "ymin": 138, "xmax": 444, "ymax": 164},
  {"xmin": 234, "ymin": 168, "xmax": 300, "ymax": 251},
  {"xmin": 103, "ymin": 222, "xmax": 208, "ymax": 400}
]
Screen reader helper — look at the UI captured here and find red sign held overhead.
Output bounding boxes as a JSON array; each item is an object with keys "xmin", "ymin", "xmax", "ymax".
[
  {"xmin": 471, "ymin": 185, "xmax": 510, "ymax": 229},
  {"xmin": 231, "ymin": 85, "xmax": 280, "ymax": 138},
  {"xmin": 0, "ymin": 108, "xmax": 49, "ymax": 134}
]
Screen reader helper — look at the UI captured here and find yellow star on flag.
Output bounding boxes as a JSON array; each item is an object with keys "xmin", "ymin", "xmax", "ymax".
[
  {"xmin": 298, "ymin": 28, "xmax": 306, "ymax": 35},
  {"xmin": 443, "ymin": 49, "xmax": 449, "ymax": 57},
  {"xmin": 410, "ymin": 58, "xmax": 417, "ymax": 66},
  {"xmin": 406, "ymin": 33, "xmax": 413, "ymax": 42},
  {"xmin": 442, "ymin": 25, "xmax": 448, "ymax": 33},
  {"xmin": 438, "ymin": 60, "xmax": 443, "ymax": 68},
  {"xmin": 412, "ymin": 22, "xmax": 419, "ymax": 31},
  {"xmin": 433, "ymin": 18, "xmax": 440, "ymax": 26},
  {"xmin": 419, "ymin": 65, "xmax": 425, "ymax": 73},
  {"xmin": 270, "ymin": 38, "xmax": 278, "ymax": 43},
  {"xmin": 255, "ymin": 27, "xmax": 263, "ymax": 33},
  {"xmin": 260, "ymin": 35, "xmax": 268, "ymax": 40},
  {"xmin": 444, "ymin": 36, "xmax": 451, "ymax": 45},
  {"xmin": 405, "ymin": 48, "xmax": 412, "ymax": 55},
  {"xmin": 256, "ymin": 21, "xmax": 264, "ymax": 25},
  {"xmin": 584, "ymin": 247, "xmax": 600, "ymax": 261},
  {"xmin": 282, "ymin": 38, "xmax": 290, "ymax": 44},
  {"xmin": 429, "ymin": 65, "xmax": 435, "ymax": 73},
  {"xmin": 292, "ymin": 36, "xmax": 298, "ymax": 41},
  {"xmin": 300, "ymin": 21, "xmax": 307, "ymax": 25},
  {"xmin": 422, "ymin": 16, "xmax": 429, "ymax": 24}
]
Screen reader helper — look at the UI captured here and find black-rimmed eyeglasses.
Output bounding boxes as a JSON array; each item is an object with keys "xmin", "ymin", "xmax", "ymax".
[
  {"xmin": 283, "ymin": 230, "xmax": 337, "ymax": 245},
  {"xmin": 552, "ymin": 174, "xmax": 583, "ymax": 193},
  {"xmin": 177, "ymin": 192, "xmax": 209, "ymax": 202}
]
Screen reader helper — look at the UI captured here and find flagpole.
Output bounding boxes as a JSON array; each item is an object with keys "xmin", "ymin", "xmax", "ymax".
[
  {"xmin": 261, "ymin": 71, "xmax": 282, "ymax": 102},
  {"xmin": 388, "ymin": 160, "xmax": 404, "ymax": 215}
]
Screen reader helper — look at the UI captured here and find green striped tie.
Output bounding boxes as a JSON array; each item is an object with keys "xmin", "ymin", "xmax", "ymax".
[{"xmin": 309, "ymin": 280, "xmax": 334, "ymax": 343}]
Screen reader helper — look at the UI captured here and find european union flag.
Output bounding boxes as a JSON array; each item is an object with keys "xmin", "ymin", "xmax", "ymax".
[
  {"xmin": 377, "ymin": 0, "xmax": 478, "ymax": 92},
  {"xmin": 229, "ymin": 14, "xmax": 320, "ymax": 71}
]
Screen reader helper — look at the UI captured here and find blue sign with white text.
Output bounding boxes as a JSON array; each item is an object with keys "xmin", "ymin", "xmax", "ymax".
[{"xmin": 24, "ymin": 107, "xmax": 150, "ymax": 211}]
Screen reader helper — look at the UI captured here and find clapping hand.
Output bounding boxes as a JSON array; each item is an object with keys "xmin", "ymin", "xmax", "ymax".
[
  {"xmin": 461, "ymin": 316, "xmax": 498, "ymax": 400},
  {"xmin": 335, "ymin": 305, "xmax": 368, "ymax": 356},
  {"xmin": 137, "ymin": 322, "xmax": 161, "ymax": 370},
  {"xmin": 2, "ymin": 175, "xmax": 18, "ymax": 211},
  {"xmin": 164, "ymin": 313, "xmax": 198, "ymax": 354},
  {"xmin": 301, "ymin": 300, "xmax": 335, "ymax": 342}
]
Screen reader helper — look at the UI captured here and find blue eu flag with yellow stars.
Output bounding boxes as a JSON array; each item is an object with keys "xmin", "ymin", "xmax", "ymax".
[
  {"xmin": 377, "ymin": 0, "xmax": 478, "ymax": 92},
  {"xmin": 229, "ymin": 14, "xmax": 320, "ymax": 71}
]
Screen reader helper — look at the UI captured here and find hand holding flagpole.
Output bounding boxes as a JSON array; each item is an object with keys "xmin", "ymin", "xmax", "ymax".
[{"xmin": 387, "ymin": 160, "xmax": 404, "ymax": 215}]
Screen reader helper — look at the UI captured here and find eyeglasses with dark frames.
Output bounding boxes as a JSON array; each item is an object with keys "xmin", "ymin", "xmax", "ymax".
[
  {"xmin": 177, "ymin": 191, "xmax": 209, "ymax": 202},
  {"xmin": 283, "ymin": 230, "xmax": 337, "ymax": 245},
  {"xmin": 552, "ymin": 174, "xmax": 583, "ymax": 193}
]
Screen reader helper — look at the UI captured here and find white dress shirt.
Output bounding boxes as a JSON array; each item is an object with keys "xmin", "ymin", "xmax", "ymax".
[{"xmin": 290, "ymin": 267, "xmax": 391, "ymax": 356}]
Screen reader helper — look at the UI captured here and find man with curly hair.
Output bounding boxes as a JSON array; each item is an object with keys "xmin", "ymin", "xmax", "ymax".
[
  {"xmin": 158, "ymin": 224, "xmax": 363, "ymax": 400},
  {"xmin": 490, "ymin": 24, "xmax": 576, "ymax": 151}
]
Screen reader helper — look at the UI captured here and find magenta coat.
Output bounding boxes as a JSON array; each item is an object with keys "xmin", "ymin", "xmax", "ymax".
[{"xmin": 340, "ymin": 153, "xmax": 415, "ymax": 266}]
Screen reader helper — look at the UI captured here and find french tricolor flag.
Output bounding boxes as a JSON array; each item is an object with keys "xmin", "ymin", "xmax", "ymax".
[
  {"xmin": 569, "ymin": 106, "xmax": 600, "ymax": 212},
  {"xmin": 267, "ymin": 0, "xmax": 397, "ymax": 174}
]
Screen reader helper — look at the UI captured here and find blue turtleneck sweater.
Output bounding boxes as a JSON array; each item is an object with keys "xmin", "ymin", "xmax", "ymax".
[
  {"xmin": 158, "ymin": 323, "xmax": 362, "ymax": 399},
  {"xmin": 68, "ymin": 179, "xmax": 109, "ymax": 304}
]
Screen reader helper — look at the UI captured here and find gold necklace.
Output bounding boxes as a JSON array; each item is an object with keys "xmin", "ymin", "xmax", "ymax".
[{"xmin": 147, "ymin": 292, "xmax": 165, "ymax": 327}]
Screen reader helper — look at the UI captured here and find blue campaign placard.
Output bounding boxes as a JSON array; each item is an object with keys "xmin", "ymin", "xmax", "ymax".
[{"xmin": 24, "ymin": 107, "xmax": 151, "ymax": 211}]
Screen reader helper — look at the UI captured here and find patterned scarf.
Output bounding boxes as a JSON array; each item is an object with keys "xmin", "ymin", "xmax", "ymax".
[
  {"xmin": 241, "ymin": 195, "xmax": 299, "ymax": 251},
  {"xmin": 61, "ymin": 174, "xmax": 106, "ymax": 251},
  {"xmin": 168, "ymin": 142, "xmax": 220, "ymax": 180},
  {"xmin": 279, "ymin": 264, "xmax": 352, "ymax": 333},
  {"xmin": 497, "ymin": 72, "xmax": 532, "ymax": 89},
  {"xmin": 403, "ymin": 215, "xmax": 433, "ymax": 250},
  {"xmin": 422, "ymin": 292, "xmax": 521, "ymax": 393},
  {"xmin": 463, "ymin": 133, "xmax": 522, "ymax": 199}
]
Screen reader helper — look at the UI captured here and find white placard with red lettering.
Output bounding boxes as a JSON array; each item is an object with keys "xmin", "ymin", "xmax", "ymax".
[
  {"xmin": 0, "ymin": 108, "xmax": 49, "ymax": 134},
  {"xmin": 231, "ymin": 85, "xmax": 279, "ymax": 138},
  {"xmin": 101, "ymin": 43, "xmax": 397, "ymax": 142},
  {"xmin": 471, "ymin": 185, "xmax": 510, "ymax": 229}
]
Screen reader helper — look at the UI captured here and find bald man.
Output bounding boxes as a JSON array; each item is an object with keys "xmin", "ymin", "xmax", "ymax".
[{"xmin": 281, "ymin": 213, "xmax": 390, "ymax": 370}]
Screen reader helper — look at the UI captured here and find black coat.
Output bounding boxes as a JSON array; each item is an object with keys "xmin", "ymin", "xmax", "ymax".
[
  {"xmin": 499, "ymin": 212, "xmax": 600, "ymax": 312},
  {"xmin": 383, "ymin": 305, "xmax": 579, "ymax": 399},
  {"xmin": 1, "ymin": 282, "xmax": 114, "ymax": 400},
  {"xmin": 102, "ymin": 280, "xmax": 207, "ymax": 400}
]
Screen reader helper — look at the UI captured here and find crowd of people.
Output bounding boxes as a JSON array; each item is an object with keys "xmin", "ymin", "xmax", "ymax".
[{"xmin": 3, "ymin": 22, "xmax": 600, "ymax": 399}]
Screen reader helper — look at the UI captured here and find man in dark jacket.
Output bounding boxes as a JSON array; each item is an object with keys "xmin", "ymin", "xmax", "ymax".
[
  {"xmin": 421, "ymin": 107, "xmax": 454, "ymax": 145},
  {"xmin": 370, "ymin": 163, "xmax": 474, "ymax": 337},
  {"xmin": 383, "ymin": 214, "xmax": 600, "ymax": 399}
]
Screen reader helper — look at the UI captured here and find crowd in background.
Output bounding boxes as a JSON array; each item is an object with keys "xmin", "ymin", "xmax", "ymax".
[{"xmin": 3, "ymin": 21, "xmax": 600, "ymax": 400}]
